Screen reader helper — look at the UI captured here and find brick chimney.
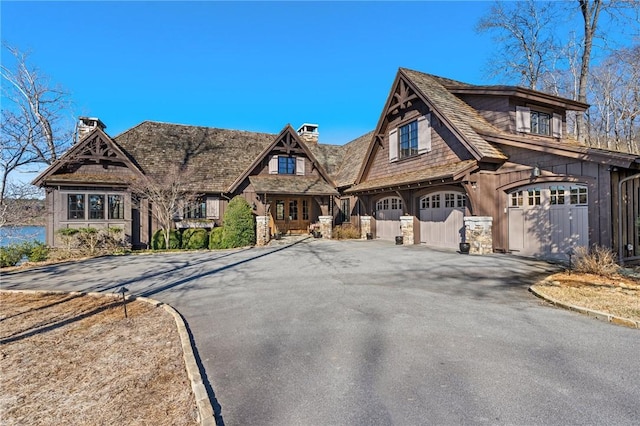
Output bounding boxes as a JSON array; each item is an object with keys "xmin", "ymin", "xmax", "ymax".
[
  {"xmin": 77, "ymin": 117, "xmax": 106, "ymax": 142},
  {"xmin": 297, "ymin": 123, "xmax": 319, "ymax": 144}
]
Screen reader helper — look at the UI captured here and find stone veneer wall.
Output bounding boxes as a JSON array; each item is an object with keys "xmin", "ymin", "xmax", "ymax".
[
  {"xmin": 400, "ymin": 216, "xmax": 415, "ymax": 245},
  {"xmin": 360, "ymin": 216, "xmax": 372, "ymax": 239},
  {"xmin": 464, "ymin": 216, "xmax": 493, "ymax": 255},
  {"xmin": 256, "ymin": 216, "xmax": 270, "ymax": 246},
  {"xmin": 318, "ymin": 216, "xmax": 333, "ymax": 239}
]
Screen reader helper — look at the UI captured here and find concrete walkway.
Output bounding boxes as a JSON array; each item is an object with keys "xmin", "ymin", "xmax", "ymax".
[{"xmin": 2, "ymin": 239, "xmax": 639, "ymax": 425}]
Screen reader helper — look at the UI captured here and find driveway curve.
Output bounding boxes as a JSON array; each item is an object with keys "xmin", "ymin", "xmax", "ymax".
[{"xmin": 2, "ymin": 239, "xmax": 639, "ymax": 425}]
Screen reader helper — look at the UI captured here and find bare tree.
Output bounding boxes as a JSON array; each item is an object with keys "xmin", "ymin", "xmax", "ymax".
[
  {"xmin": 589, "ymin": 45, "xmax": 640, "ymax": 152},
  {"xmin": 0, "ymin": 43, "xmax": 75, "ymax": 202},
  {"xmin": 477, "ymin": 0, "xmax": 558, "ymax": 90},
  {"xmin": 129, "ymin": 164, "xmax": 201, "ymax": 250}
]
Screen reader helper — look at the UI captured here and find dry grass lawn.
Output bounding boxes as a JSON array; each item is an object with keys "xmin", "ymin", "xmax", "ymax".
[
  {"xmin": 532, "ymin": 272, "xmax": 640, "ymax": 323},
  {"xmin": 0, "ymin": 292, "xmax": 198, "ymax": 425}
]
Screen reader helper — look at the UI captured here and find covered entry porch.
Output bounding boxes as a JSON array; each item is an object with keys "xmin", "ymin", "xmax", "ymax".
[{"xmin": 249, "ymin": 175, "xmax": 338, "ymax": 236}]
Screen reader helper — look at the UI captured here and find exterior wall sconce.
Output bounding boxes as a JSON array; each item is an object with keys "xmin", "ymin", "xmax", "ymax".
[
  {"xmin": 532, "ymin": 165, "xmax": 541, "ymax": 178},
  {"xmin": 252, "ymin": 202, "xmax": 257, "ymax": 210},
  {"xmin": 471, "ymin": 182, "xmax": 477, "ymax": 190}
]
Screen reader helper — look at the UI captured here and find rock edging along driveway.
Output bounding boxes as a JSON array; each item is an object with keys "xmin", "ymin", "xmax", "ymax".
[
  {"xmin": 529, "ymin": 284, "xmax": 640, "ymax": 329},
  {"xmin": 2, "ymin": 289, "xmax": 216, "ymax": 426}
]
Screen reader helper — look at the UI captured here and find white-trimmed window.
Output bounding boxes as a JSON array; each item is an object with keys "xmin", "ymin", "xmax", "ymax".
[
  {"xmin": 376, "ymin": 197, "xmax": 402, "ymax": 211},
  {"xmin": 550, "ymin": 186, "xmax": 566, "ymax": 205},
  {"xmin": 527, "ymin": 189, "xmax": 541, "ymax": 206},
  {"xmin": 570, "ymin": 186, "xmax": 588, "ymax": 205},
  {"xmin": 510, "ymin": 191, "xmax": 524, "ymax": 207}
]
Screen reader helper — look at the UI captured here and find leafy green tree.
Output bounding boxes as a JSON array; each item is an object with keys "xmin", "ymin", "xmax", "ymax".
[{"xmin": 221, "ymin": 197, "xmax": 255, "ymax": 248}]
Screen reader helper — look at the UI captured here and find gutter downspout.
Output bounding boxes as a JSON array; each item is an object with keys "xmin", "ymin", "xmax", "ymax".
[{"xmin": 618, "ymin": 173, "xmax": 640, "ymax": 265}]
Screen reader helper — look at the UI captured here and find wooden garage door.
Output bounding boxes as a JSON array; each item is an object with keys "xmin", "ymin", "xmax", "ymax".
[
  {"xmin": 375, "ymin": 197, "xmax": 403, "ymax": 240},
  {"xmin": 419, "ymin": 192, "xmax": 466, "ymax": 249},
  {"xmin": 508, "ymin": 184, "xmax": 588, "ymax": 258}
]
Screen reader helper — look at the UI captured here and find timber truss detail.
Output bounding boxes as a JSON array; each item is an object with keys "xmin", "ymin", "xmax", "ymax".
[
  {"xmin": 69, "ymin": 134, "xmax": 128, "ymax": 164},
  {"xmin": 386, "ymin": 78, "xmax": 418, "ymax": 117},
  {"xmin": 274, "ymin": 130, "xmax": 304, "ymax": 154}
]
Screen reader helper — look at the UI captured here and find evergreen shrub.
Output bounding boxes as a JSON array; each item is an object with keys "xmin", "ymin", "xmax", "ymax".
[
  {"xmin": 221, "ymin": 197, "xmax": 255, "ymax": 248},
  {"xmin": 152, "ymin": 229, "xmax": 182, "ymax": 250},
  {"xmin": 182, "ymin": 228, "xmax": 209, "ymax": 250},
  {"xmin": 209, "ymin": 227, "xmax": 224, "ymax": 250}
]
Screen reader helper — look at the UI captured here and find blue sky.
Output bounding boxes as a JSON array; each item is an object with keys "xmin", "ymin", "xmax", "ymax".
[
  {"xmin": 2, "ymin": 0, "xmax": 636, "ymax": 150},
  {"xmin": 2, "ymin": 1, "xmax": 498, "ymax": 146}
]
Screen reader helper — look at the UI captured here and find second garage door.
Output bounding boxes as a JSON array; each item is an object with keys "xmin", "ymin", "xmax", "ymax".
[{"xmin": 419, "ymin": 192, "xmax": 466, "ymax": 250}]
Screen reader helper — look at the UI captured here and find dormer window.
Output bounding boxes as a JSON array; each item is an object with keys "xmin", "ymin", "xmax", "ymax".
[
  {"xmin": 278, "ymin": 156, "xmax": 296, "ymax": 174},
  {"xmin": 516, "ymin": 106, "xmax": 562, "ymax": 138},
  {"xmin": 268, "ymin": 155, "xmax": 306, "ymax": 175},
  {"xmin": 531, "ymin": 111, "xmax": 551, "ymax": 136}
]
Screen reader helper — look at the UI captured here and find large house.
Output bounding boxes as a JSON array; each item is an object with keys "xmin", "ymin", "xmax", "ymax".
[{"xmin": 33, "ymin": 68, "xmax": 640, "ymax": 263}]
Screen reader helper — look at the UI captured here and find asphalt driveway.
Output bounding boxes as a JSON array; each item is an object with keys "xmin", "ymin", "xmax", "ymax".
[{"xmin": 2, "ymin": 239, "xmax": 639, "ymax": 425}]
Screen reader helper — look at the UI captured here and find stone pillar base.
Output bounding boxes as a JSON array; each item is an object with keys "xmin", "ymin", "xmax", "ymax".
[
  {"xmin": 464, "ymin": 216, "xmax": 493, "ymax": 255},
  {"xmin": 360, "ymin": 216, "xmax": 372, "ymax": 239},
  {"xmin": 400, "ymin": 216, "xmax": 415, "ymax": 245},
  {"xmin": 318, "ymin": 216, "xmax": 333, "ymax": 239},
  {"xmin": 256, "ymin": 216, "xmax": 270, "ymax": 246}
]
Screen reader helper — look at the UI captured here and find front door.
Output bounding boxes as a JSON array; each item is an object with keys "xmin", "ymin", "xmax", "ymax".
[{"xmin": 272, "ymin": 197, "xmax": 311, "ymax": 234}]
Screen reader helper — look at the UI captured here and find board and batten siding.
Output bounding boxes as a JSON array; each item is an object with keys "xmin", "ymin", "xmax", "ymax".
[{"xmin": 489, "ymin": 146, "xmax": 612, "ymax": 251}]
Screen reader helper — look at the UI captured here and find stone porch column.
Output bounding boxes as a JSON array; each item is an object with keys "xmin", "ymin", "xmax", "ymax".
[
  {"xmin": 318, "ymin": 216, "xmax": 333, "ymax": 239},
  {"xmin": 400, "ymin": 216, "xmax": 415, "ymax": 245},
  {"xmin": 464, "ymin": 216, "xmax": 493, "ymax": 255},
  {"xmin": 256, "ymin": 215, "xmax": 270, "ymax": 246},
  {"xmin": 360, "ymin": 216, "xmax": 372, "ymax": 239}
]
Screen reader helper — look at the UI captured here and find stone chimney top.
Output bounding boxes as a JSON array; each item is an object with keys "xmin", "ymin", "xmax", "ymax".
[
  {"xmin": 297, "ymin": 123, "xmax": 319, "ymax": 144},
  {"xmin": 77, "ymin": 117, "xmax": 106, "ymax": 142}
]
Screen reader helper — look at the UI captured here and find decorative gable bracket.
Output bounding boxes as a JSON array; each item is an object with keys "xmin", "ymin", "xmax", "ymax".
[{"xmin": 386, "ymin": 78, "xmax": 418, "ymax": 117}]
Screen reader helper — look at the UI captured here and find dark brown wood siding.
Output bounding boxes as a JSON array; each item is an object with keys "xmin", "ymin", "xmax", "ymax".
[{"xmin": 363, "ymin": 100, "xmax": 473, "ymax": 182}]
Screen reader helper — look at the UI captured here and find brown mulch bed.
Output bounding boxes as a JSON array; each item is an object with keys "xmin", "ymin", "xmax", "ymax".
[
  {"xmin": 532, "ymin": 272, "xmax": 640, "ymax": 323},
  {"xmin": 0, "ymin": 292, "xmax": 198, "ymax": 425}
]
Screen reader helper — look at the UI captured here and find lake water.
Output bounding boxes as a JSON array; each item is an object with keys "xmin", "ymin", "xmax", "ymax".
[{"xmin": 0, "ymin": 226, "xmax": 46, "ymax": 247}]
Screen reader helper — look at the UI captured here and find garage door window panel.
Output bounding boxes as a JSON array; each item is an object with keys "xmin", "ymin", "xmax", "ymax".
[
  {"xmin": 510, "ymin": 191, "xmax": 524, "ymax": 207},
  {"xmin": 528, "ymin": 189, "xmax": 541, "ymax": 206},
  {"xmin": 570, "ymin": 187, "xmax": 588, "ymax": 205},
  {"xmin": 550, "ymin": 186, "xmax": 566, "ymax": 205}
]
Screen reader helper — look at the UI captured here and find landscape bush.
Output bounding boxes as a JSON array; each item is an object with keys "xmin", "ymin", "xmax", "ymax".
[
  {"xmin": 151, "ymin": 229, "xmax": 182, "ymax": 250},
  {"xmin": 0, "ymin": 244, "xmax": 24, "ymax": 267},
  {"xmin": 182, "ymin": 228, "xmax": 209, "ymax": 250},
  {"xmin": 25, "ymin": 241, "xmax": 49, "ymax": 262},
  {"xmin": 57, "ymin": 228, "xmax": 80, "ymax": 251},
  {"xmin": 572, "ymin": 245, "xmax": 619, "ymax": 276},
  {"xmin": 209, "ymin": 227, "xmax": 224, "ymax": 249},
  {"xmin": 0, "ymin": 240, "xmax": 50, "ymax": 267},
  {"xmin": 221, "ymin": 197, "xmax": 255, "ymax": 248},
  {"xmin": 332, "ymin": 223, "xmax": 360, "ymax": 240}
]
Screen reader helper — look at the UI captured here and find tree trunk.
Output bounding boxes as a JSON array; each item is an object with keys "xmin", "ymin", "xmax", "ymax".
[{"xmin": 577, "ymin": 0, "xmax": 602, "ymax": 142}]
